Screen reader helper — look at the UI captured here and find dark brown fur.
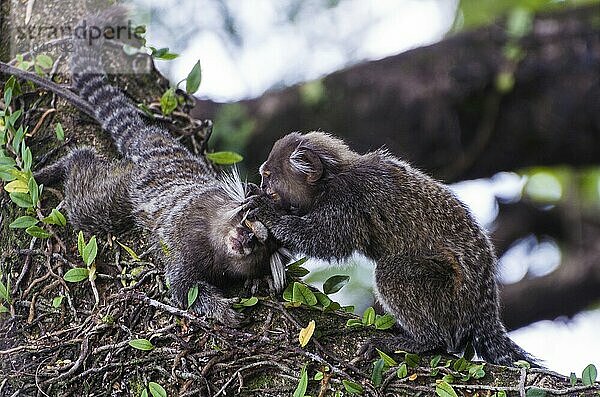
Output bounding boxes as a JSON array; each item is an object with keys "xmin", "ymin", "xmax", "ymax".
[{"xmin": 248, "ymin": 131, "xmax": 539, "ymax": 366}]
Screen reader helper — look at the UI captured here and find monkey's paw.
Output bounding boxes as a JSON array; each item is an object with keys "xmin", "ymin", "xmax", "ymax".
[
  {"xmin": 243, "ymin": 194, "xmax": 284, "ymax": 227},
  {"xmin": 191, "ymin": 297, "xmax": 244, "ymax": 327}
]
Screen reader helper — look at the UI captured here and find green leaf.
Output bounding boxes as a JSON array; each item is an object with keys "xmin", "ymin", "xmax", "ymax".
[
  {"xmin": 314, "ymin": 292, "xmax": 332, "ymax": 308},
  {"xmin": 77, "ymin": 231, "xmax": 85, "ymax": 257},
  {"xmin": 0, "ymin": 304, "xmax": 8, "ymax": 313},
  {"xmin": 116, "ymin": 241, "xmax": 140, "ymax": 261},
  {"xmin": 292, "ymin": 282, "xmax": 318, "ymax": 306},
  {"xmin": 314, "ymin": 371, "xmax": 324, "ymax": 381},
  {"xmin": 287, "ymin": 258, "xmax": 310, "ymax": 278},
  {"xmin": 345, "ymin": 318, "xmax": 363, "ymax": 328},
  {"xmin": 151, "ymin": 47, "xmax": 179, "ymax": 60},
  {"xmin": 342, "ymin": 380, "xmax": 363, "ymax": 394},
  {"xmin": 435, "ymin": 381, "xmax": 458, "ymax": 397},
  {"xmin": 185, "ymin": 60, "xmax": 202, "ymax": 94},
  {"xmin": 569, "ymin": 372, "xmax": 577, "ymax": 386},
  {"xmin": 441, "ymin": 374, "xmax": 454, "ymax": 384},
  {"xmin": 374, "ymin": 314, "xmax": 395, "ymax": 330},
  {"xmin": 160, "ymin": 88, "xmax": 177, "ymax": 116},
  {"xmin": 63, "ymin": 267, "xmax": 89, "ymax": 282},
  {"xmin": 55, "ymin": 122, "xmax": 64, "ymax": 141},
  {"xmin": 128, "ymin": 338, "xmax": 154, "ymax": 351},
  {"xmin": 148, "ymin": 382, "xmax": 166, "ymax": 397},
  {"xmin": 8, "ymin": 109, "xmax": 22, "ymax": 127},
  {"xmin": 405, "ymin": 353, "xmax": 420, "ymax": 368},
  {"xmin": 187, "ymin": 285, "xmax": 199, "ymax": 308},
  {"xmin": 83, "ymin": 236, "xmax": 98, "ymax": 266},
  {"xmin": 22, "ymin": 146, "xmax": 32, "ymax": 172},
  {"xmin": 9, "ymin": 192, "xmax": 32, "ymax": 208},
  {"xmin": 453, "ymin": 357, "xmax": 468, "ymax": 372},
  {"xmin": 322, "ymin": 301, "xmax": 341, "ymax": 313},
  {"xmin": 430, "ymin": 355, "xmax": 442, "ymax": 368},
  {"xmin": 205, "ymin": 151, "xmax": 243, "ymax": 165},
  {"xmin": 43, "ymin": 208, "xmax": 67, "ymax": 227},
  {"xmin": 28, "ymin": 176, "xmax": 38, "ymax": 206},
  {"xmin": 141, "ymin": 389, "xmax": 148, "ymax": 397},
  {"xmin": 376, "ymin": 348, "xmax": 397, "ymax": 367},
  {"xmin": 293, "ymin": 364, "xmax": 308, "ymax": 397},
  {"xmin": 25, "ymin": 225, "xmax": 50, "ymax": 239},
  {"xmin": 525, "ymin": 388, "xmax": 546, "ymax": 397},
  {"xmin": 0, "ymin": 280, "xmax": 9, "ymax": 302},
  {"xmin": 371, "ymin": 358, "xmax": 385, "ymax": 387},
  {"xmin": 240, "ymin": 296, "xmax": 258, "ymax": 307},
  {"xmin": 9, "ymin": 216, "xmax": 38, "ymax": 229},
  {"xmin": 4, "ymin": 87, "xmax": 12, "ymax": 107},
  {"xmin": 322, "ymin": 275, "xmax": 349, "ymax": 294},
  {"xmin": 35, "ymin": 54, "xmax": 53, "ymax": 69},
  {"xmin": 52, "ymin": 296, "xmax": 64, "ymax": 308},
  {"xmin": 582, "ymin": 364, "xmax": 598, "ymax": 386},
  {"xmin": 0, "ymin": 157, "xmax": 16, "ymax": 167},
  {"xmin": 362, "ymin": 307, "xmax": 375, "ymax": 326},
  {"xmin": 514, "ymin": 360, "xmax": 531, "ymax": 369},
  {"xmin": 282, "ymin": 282, "xmax": 294, "ymax": 302},
  {"xmin": 396, "ymin": 363, "xmax": 408, "ymax": 378}
]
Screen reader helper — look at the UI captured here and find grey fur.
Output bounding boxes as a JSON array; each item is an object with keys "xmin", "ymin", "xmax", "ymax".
[
  {"xmin": 35, "ymin": 10, "xmax": 286, "ymax": 325},
  {"xmin": 250, "ymin": 131, "xmax": 539, "ymax": 366}
]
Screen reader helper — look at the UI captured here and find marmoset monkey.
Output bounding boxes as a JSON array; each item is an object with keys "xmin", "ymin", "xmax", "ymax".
[
  {"xmin": 34, "ymin": 10, "xmax": 287, "ymax": 325},
  {"xmin": 247, "ymin": 131, "xmax": 538, "ymax": 366}
]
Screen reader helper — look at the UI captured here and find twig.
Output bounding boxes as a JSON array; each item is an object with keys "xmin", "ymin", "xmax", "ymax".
[{"xmin": 0, "ymin": 61, "xmax": 95, "ymax": 118}]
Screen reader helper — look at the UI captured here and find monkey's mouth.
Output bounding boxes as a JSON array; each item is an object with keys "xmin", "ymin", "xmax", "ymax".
[
  {"xmin": 227, "ymin": 228, "xmax": 255, "ymax": 256},
  {"xmin": 265, "ymin": 187, "xmax": 280, "ymax": 202}
]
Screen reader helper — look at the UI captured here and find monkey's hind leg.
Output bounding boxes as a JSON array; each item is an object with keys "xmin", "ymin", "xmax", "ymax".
[
  {"xmin": 36, "ymin": 148, "xmax": 135, "ymax": 234},
  {"xmin": 367, "ymin": 252, "xmax": 466, "ymax": 358}
]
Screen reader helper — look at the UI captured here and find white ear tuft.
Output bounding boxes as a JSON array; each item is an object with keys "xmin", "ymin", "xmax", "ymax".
[{"xmin": 289, "ymin": 146, "xmax": 314, "ymax": 175}]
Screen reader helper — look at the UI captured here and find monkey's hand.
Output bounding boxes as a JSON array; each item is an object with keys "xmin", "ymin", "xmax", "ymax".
[{"xmin": 243, "ymin": 193, "xmax": 285, "ymax": 229}]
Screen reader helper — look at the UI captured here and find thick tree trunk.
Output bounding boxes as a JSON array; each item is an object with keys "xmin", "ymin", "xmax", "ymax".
[{"xmin": 193, "ymin": 4, "xmax": 600, "ymax": 183}]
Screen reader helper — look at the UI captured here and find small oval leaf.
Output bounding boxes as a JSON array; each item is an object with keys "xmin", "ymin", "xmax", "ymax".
[
  {"xmin": 187, "ymin": 285, "xmax": 199, "ymax": 308},
  {"xmin": 83, "ymin": 236, "xmax": 98, "ymax": 266},
  {"xmin": 63, "ymin": 267, "xmax": 89, "ymax": 283},
  {"xmin": 323, "ymin": 274, "xmax": 349, "ymax": 294},
  {"xmin": 582, "ymin": 364, "xmax": 598, "ymax": 386},
  {"xmin": 342, "ymin": 380, "xmax": 364, "ymax": 394},
  {"xmin": 375, "ymin": 313, "xmax": 396, "ymax": 330},
  {"xmin": 128, "ymin": 338, "xmax": 154, "ymax": 351},
  {"xmin": 148, "ymin": 382, "xmax": 166, "ymax": 397},
  {"xmin": 26, "ymin": 225, "xmax": 50, "ymax": 238},
  {"xmin": 292, "ymin": 282, "xmax": 318, "ymax": 306},
  {"xmin": 9, "ymin": 215, "xmax": 38, "ymax": 229},
  {"xmin": 205, "ymin": 151, "xmax": 243, "ymax": 165},
  {"xmin": 362, "ymin": 307, "xmax": 375, "ymax": 326},
  {"xmin": 185, "ymin": 60, "xmax": 202, "ymax": 94},
  {"xmin": 435, "ymin": 380, "xmax": 458, "ymax": 397}
]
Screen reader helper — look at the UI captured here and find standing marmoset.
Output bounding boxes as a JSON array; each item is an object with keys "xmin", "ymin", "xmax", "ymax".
[
  {"xmin": 34, "ymin": 10, "xmax": 287, "ymax": 325},
  {"xmin": 247, "ymin": 131, "xmax": 539, "ymax": 366}
]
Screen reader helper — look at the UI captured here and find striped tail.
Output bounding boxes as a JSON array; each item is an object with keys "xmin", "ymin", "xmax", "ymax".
[{"xmin": 70, "ymin": 8, "xmax": 165, "ymax": 158}]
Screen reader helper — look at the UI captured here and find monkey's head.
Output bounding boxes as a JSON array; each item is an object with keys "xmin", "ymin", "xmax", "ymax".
[{"xmin": 259, "ymin": 132, "xmax": 357, "ymax": 211}]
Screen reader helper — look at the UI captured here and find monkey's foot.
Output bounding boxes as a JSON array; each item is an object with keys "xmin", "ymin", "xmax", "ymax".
[{"xmin": 191, "ymin": 297, "xmax": 244, "ymax": 327}]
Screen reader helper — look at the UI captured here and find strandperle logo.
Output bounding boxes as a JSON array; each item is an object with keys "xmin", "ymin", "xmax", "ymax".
[{"xmin": 6, "ymin": 2, "xmax": 152, "ymax": 75}]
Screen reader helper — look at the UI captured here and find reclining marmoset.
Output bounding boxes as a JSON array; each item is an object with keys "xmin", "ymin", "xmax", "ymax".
[{"xmin": 35, "ymin": 11, "xmax": 287, "ymax": 324}]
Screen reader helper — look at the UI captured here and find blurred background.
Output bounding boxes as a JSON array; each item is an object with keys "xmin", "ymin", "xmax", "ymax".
[{"xmin": 133, "ymin": 0, "xmax": 600, "ymax": 374}]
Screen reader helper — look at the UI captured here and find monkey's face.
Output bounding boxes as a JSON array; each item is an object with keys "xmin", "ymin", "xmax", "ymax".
[
  {"xmin": 259, "ymin": 135, "xmax": 323, "ymax": 212},
  {"xmin": 225, "ymin": 219, "xmax": 269, "ymax": 258}
]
